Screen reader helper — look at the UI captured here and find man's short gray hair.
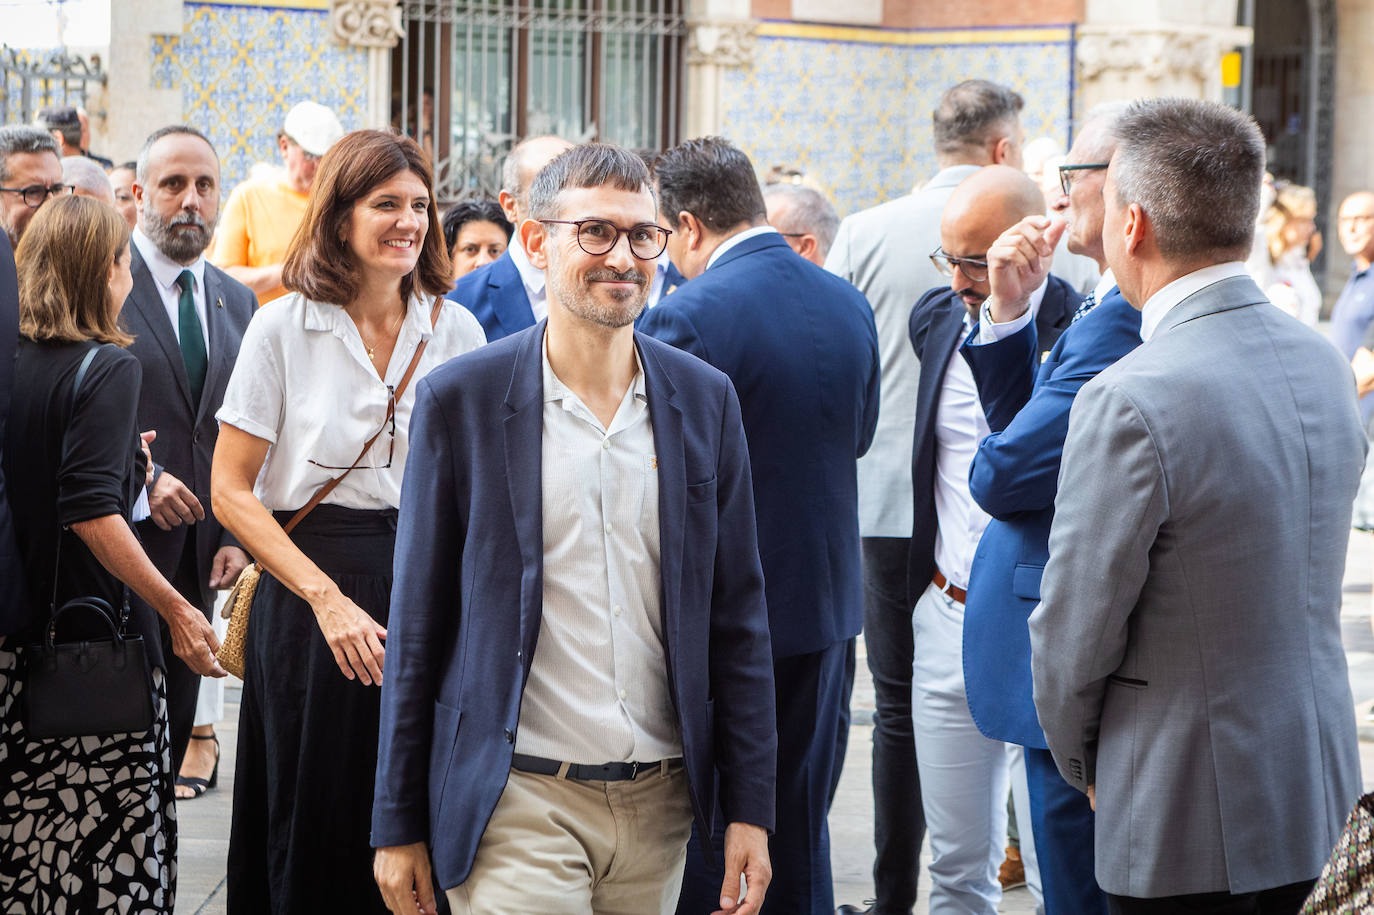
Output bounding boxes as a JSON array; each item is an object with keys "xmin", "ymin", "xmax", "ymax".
[
  {"xmin": 527, "ymin": 144, "xmax": 652, "ymax": 221},
  {"xmin": 933, "ymin": 80, "xmax": 1024, "ymax": 160},
  {"xmin": 762, "ymin": 184, "xmax": 839, "ymax": 258},
  {"xmin": 1109, "ymin": 98, "xmax": 1265, "ymax": 262},
  {"xmin": 61, "ymin": 155, "xmax": 113, "ymax": 200},
  {"xmin": 0, "ymin": 125, "xmax": 60, "ymax": 185},
  {"xmin": 135, "ymin": 125, "xmax": 218, "ymax": 187},
  {"xmin": 1073, "ymin": 101, "xmax": 1131, "ymax": 162}
]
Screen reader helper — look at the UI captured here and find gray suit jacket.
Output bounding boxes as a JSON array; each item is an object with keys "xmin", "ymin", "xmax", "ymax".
[
  {"xmin": 1030, "ymin": 274, "xmax": 1366, "ymax": 897},
  {"xmin": 122, "ymin": 246, "xmax": 256, "ymax": 610},
  {"xmin": 826, "ymin": 165, "xmax": 978, "ymax": 538}
]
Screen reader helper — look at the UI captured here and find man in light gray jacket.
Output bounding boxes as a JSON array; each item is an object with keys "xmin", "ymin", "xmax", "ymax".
[{"xmin": 1030, "ymin": 97, "xmax": 1365, "ymax": 913}]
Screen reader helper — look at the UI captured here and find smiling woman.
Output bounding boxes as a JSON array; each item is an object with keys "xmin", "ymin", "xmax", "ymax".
[{"xmin": 208, "ymin": 130, "xmax": 486, "ymax": 915}]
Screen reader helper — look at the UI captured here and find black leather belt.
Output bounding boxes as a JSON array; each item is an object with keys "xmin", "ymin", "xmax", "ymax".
[{"xmin": 511, "ymin": 753, "xmax": 679, "ymax": 782}]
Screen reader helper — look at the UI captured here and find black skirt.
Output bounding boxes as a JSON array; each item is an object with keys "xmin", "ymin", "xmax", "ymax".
[{"xmin": 226, "ymin": 505, "xmax": 396, "ymax": 915}]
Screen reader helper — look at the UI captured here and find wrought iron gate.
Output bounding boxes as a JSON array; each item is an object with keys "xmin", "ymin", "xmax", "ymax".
[
  {"xmin": 1, "ymin": 45, "xmax": 106, "ymax": 127},
  {"xmin": 394, "ymin": 0, "xmax": 687, "ymax": 203}
]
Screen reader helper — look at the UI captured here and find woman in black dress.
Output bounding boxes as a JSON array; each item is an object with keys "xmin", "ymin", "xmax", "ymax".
[
  {"xmin": 0, "ymin": 195, "xmax": 224, "ymax": 912},
  {"xmin": 212, "ymin": 130, "xmax": 485, "ymax": 914}
]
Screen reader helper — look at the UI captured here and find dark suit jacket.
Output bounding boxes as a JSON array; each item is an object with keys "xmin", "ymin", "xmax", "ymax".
[
  {"xmin": 960, "ymin": 289, "xmax": 1141, "ymax": 747},
  {"xmin": 906, "ymin": 275, "xmax": 1079, "ymax": 606},
  {"xmin": 450, "ymin": 250, "xmax": 688, "ymax": 343},
  {"xmin": 639, "ymin": 232, "xmax": 881, "ymax": 659},
  {"xmin": 371, "ymin": 324, "xmax": 778, "ymax": 890},
  {"xmin": 0, "ymin": 231, "xmax": 25, "ymax": 630},
  {"xmin": 122, "ymin": 246, "xmax": 256, "ymax": 608}
]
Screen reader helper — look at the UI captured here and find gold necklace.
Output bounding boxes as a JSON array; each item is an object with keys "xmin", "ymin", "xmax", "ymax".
[{"xmin": 357, "ymin": 309, "xmax": 405, "ymax": 362}]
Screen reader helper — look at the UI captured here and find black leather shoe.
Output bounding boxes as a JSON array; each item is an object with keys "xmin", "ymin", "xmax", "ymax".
[{"xmin": 836, "ymin": 905, "xmax": 875, "ymax": 915}]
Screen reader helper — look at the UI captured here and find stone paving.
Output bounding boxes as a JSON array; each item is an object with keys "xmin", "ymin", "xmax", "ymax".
[{"xmin": 174, "ymin": 529, "xmax": 1374, "ymax": 914}]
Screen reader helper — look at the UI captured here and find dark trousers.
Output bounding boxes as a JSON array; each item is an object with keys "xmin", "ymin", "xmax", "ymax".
[
  {"xmin": 1024, "ymin": 746, "xmax": 1106, "ymax": 915},
  {"xmin": 830, "ymin": 636, "xmax": 857, "ymax": 807},
  {"xmin": 158, "ymin": 539, "xmax": 208, "ymax": 775},
  {"xmin": 862, "ymin": 537, "xmax": 923, "ymax": 914},
  {"xmin": 1106, "ymin": 880, "xmax": 1315, "ymax": 915},
  {"xmin": 677, "ymin": 639, "xmax": 850, "ymax": 915}
]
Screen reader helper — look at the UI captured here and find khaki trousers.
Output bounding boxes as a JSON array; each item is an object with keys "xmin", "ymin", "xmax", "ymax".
[{"xmin": 446, "ymin": 763, "xmax": 694, "ymax": 915}]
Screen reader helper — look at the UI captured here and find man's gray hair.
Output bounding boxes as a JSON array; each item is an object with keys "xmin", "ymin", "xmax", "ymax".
[
  {"xmin": 135, "ymin": 125, "xmax": 217, "ymax": 186},
  {"xmin": 61, "ymin": 155, "xmax": 113, "ymax": 199},
  {"xmin": 0, "ymin": 125, "xmax": 60, "ymax": 185},
  {"xmin": 1109, "ymin": 98, "xmax": 1265, "ymax": 261},
  {"xmin": 762, "ymin": 183, "xmax": 839, "ymax": 258},
  {"xmin": 502, "ymin": 135, "xmax": 566, "ymax": 201},
  {"xmin": 528, "ymin": 144, "xmax": 652, "ymax": 221},
  {"xmin": 1073, "ymin": 101, "xmax": 1131, "ymax": 162},
  {"xmin": 933, "ymin": 80, "xmax": 1024, "ymax": 159}
]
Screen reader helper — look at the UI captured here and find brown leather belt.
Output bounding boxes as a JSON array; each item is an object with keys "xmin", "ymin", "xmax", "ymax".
[{"xmin": 932, "ymin": 568, "xmax": 967, "ymax": 604}]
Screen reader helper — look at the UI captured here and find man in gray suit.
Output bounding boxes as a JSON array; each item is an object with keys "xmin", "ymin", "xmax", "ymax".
[
  {"xmin": 1030, "ymin": 97, "xmax": 1365, "ymax": 913},
  {"xmin": 123, "ymin": 126, "xmax": 254, "ymax": 778},
  {"xmin": 827, "ymin": 79, "xmax": 1024, "ymax": 915}
]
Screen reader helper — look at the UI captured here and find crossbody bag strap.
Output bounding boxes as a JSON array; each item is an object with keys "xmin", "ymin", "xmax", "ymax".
[{"xmin": 278, "ymin": 296, "xmax": 444, "ymax": 537}]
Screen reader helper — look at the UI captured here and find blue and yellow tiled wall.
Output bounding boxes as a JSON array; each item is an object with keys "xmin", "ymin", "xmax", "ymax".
[
  {"xmin": 151, "ymin": 0, "xmax": 369, "ymax": 194},
  {"xmin": 720, "ymin": 21, "xmax": 1075, "ymax": 217}
]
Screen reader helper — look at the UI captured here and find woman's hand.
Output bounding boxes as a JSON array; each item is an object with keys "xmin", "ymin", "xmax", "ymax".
[
  {"xmin": 309, "ymin": 586, "xmax": 388, "ymax": 685},
  {"xmin": 166, "ymin": 599, "xmax": 228, "ymax": 678}
]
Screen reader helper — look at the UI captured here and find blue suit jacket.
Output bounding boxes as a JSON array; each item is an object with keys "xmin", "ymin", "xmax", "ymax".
[
  {"xmin": 371, "ymin": 324, "xmax": 778, "ymax": 889},
  {"xmin": 451, "ymin": 250, "xmax": 687, "ymax": 343},
  {"xmin": 961, "ymin": 290, "xmax": 1141, "ymax": 747},
  {"xmin": 639, "ymin": 232, "xmax": 881, "ymax": 659},
  {"xmin": 906, "ymin": 275, "xmax": 1080, "ymax": 606},
  {"xmin": 0, "ymin": 231, "xmax": 25, "ymax": 631}
]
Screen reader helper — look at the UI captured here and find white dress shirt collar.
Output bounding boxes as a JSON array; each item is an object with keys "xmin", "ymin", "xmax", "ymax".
[
  {"xmin": 132, "ymin": 225, "xmax": 206, "ymax": 299},
  {"xmin": 705, "ymin": 225, "xmax": 779, "ymax": 272},
  {"xmin": 508, "ymin": 236, "xmax": 546, "ymax": 299},
  {"xmin": 1139, "ymin": 261, "xmax": 1249, "ymax": 342},
  {"xmin": 1093, "ymin": 267, "xmax": 1117, "ymax": 303},
  {"xmin": 542, "ymin": 334, "xmax": 648, "ymax": 414}
]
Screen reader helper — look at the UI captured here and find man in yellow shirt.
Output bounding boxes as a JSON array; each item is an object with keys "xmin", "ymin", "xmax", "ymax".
[{"xmin": 209, "ymin": 101, "xmax": 343, "ymax": 304}]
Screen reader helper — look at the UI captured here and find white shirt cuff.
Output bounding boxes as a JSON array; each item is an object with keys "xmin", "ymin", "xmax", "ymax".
[{"xmin": 977, "ymin": 300, "xmax": 1035, "ymax": 343}]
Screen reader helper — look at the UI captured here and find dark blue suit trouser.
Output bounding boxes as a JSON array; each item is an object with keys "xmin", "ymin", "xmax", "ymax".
[
  {"xmin": 1024, "ymin": 746, "xmax": 1107, "ymax": 915},
  {"xmin": 677, "ymin": 638, "xmax": 849, "ymax": 915}
]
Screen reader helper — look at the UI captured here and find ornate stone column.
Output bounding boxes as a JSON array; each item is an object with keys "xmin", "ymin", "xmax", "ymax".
[
  {"xmin": 683, "ymin": 0, "xmax": 756, "ymax": 139},
  {"xmin": 330, "ymin": 0, "xmax": 404, "ymax": 129}
]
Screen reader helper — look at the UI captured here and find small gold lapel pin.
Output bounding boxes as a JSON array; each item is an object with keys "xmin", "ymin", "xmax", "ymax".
[{"xmin": 216, "ymin": 297, "xmax": 223, "ymax": 309}]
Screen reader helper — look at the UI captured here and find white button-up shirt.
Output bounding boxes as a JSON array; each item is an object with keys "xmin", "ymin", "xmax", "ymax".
[
  {"xmin": 705, "ymin": 225, "xmax": 779, "ymax": 271},
  {"xmin": 508, "ymin": 236, "xmax": 548, "ymax": 322},
  {"xmin": 215, "ymin": 292, "xmax": 486, "ymax": 510},
  {"xmin": 131, "ymin": 226, "xmax": 209, "ymax": 352},
  {"xmin": 515, "ymin": 339, "xmax": 681, "ymax": 764},
  {"xmin": 1140, "ymin": 261, "xmax": 1250, "ymax": 342}
]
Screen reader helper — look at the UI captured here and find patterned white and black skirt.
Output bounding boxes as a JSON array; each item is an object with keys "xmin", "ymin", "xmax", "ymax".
[{"xmin": 0, "ymin": 647, "xmax": 177, "ymax": 914}]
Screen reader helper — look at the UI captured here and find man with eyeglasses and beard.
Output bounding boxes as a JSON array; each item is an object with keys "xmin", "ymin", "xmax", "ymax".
[
  {"xmin": 904, "ymin": 164, "xmax": 1080, "ymax": 913},
  {"xmin": 0, "ymin": 125, "xmax": 67, "ymax": 247},
  {"xmin": 122, "ymin": 125, "xmax": 256, "ymax": 782}
]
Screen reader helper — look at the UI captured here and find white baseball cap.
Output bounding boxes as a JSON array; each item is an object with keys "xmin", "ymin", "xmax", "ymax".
[{"xmin": 283, "ymin": 101, "xmax": 344, "ymax": 157}]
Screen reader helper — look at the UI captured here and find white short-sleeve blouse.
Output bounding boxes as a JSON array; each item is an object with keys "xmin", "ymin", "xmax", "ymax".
[{"xmin": 216, "ymin": 291, "xmax": 486, "ymax": 511}]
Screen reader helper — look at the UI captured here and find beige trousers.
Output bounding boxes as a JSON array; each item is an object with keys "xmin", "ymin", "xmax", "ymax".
[{"xmin": 445, "ymin": 763, "xmax": 694, "ymax": 915}]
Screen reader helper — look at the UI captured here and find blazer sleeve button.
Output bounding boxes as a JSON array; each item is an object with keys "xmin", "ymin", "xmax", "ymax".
[{"xmin": 503, "ymin": 728, "xmax": 514, "ymax": 743}]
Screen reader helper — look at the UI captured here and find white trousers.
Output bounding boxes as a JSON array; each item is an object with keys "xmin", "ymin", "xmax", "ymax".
[
  {"xmin": 911, "ymin": 582, "xmax": 1012, "ymax": 915},
  {"xmin": 192, "ymin": 593, "xmax": 229, "ymax": 727}
]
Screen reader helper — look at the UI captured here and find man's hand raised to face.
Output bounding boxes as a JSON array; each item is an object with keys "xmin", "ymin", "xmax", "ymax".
[{"xmin": 985, "ymin": 215, "xmax": 1067, "ymax": 325}]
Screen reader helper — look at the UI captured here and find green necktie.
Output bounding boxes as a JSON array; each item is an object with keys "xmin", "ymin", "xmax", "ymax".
[{"xmin": 176, "ymin": 269, "xmax": 208, "ymax": 404}]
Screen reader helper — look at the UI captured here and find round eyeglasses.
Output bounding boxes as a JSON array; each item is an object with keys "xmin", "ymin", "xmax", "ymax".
[
  {"xmin": 0, "ymin": 183, "xmax": 74, "ymax": 208},
  {"xmin": 539, "ymin": 218, "xmax": 672, "ymax": 260}
]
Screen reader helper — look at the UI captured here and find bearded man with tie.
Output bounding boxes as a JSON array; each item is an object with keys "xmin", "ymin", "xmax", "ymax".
[{"xmin": 122, "ymin": 126, "xmax": 256, "ymax": 773}]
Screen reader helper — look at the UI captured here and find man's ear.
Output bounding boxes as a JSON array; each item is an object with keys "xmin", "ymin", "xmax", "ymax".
[
  {"xmin": 1124, "ymin": 203, "xmax": 1147, "ymax": 255},
  {"xmin": 497, "ymin": 190, "xmax": 519, "ymax": 225},
  {"xmin": 522, "ymin": 218, "xmax": 548, "ymax": 269},
  {"xmin": 798, "ymin": 234, "xmax": 819, "ymax": 262},
  {"xmin": 677, "ymin": 211, "xmax": 702, "ymax": 250}
]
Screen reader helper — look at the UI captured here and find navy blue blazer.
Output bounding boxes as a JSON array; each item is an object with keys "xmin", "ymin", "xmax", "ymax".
[
  {"xmin": 906, "ymin": 275, "xmax": 1079, "ymax": 606},
  {"xmin": 371, "ymin": 324, "xmax": 778, "ymax": 890},
  {"xmin": 450, "ymin": 250, "xmax": 687, "ymax": 343},
  {"xmin": 961, "ymin": 290, "xmax": 1141, "ymax": 747},
  {"xmin": 0, "ymin": 231, "xmax": 25, "ymax": 630},
  {"xmin": 639, "ymin": 232, "xmax": 881, "ymax": 659}
]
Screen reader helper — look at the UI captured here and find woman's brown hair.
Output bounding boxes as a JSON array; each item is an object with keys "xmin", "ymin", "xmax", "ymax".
[
  {"xmin": 282, "ymin": 129, "xmax": 452, "ymax": 305},
  {"xmin": 16, "ymin": 195, "xmax": 133, "ymax": 346}
]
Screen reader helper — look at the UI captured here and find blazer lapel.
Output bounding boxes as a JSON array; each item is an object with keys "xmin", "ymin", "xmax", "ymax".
[
  {"xmin": 638, "ymin": 337, "xmax": 684, "ymax": 668},
  {"xmin": 490, "ymin": 255, "xmax": 537, "ymax": 338},
  {"xmin": 197, "ymin": 266, "xmax": 231, "ymax": 423},
  {"xmin": 502, "ymin": 323, "xmax": 546, "ymax": 665},
  {"xmin": 128, "ymin": 247, "xmax": 193, "ymax": 410}
]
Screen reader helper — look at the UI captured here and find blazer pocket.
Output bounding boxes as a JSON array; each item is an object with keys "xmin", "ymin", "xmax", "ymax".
[
  {"xmin": 1107, "ymin": 674, "xmax": 1148, "ymax": 689},
  {"xmin": 686, "ymin": 477, "xmax": 718, "ymax": 505},
  {"xmin": 1011, "ymin": 562, "xmax": 1044, "ymax": 600},
  {"xmin": 428, "ymin": 699, "xmax": 464, "ymax": 815}
]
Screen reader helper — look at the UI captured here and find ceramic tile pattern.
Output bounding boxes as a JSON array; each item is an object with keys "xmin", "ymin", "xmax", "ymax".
[
  {"xmin": 151, "ymin": 2, "xmax": 368, "ymax": 194},
  {"xmin": 720, "ymin": 29, "xmax": 1074, "ymax": 217}
]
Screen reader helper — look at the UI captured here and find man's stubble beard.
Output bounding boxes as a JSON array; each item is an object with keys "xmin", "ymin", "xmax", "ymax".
[{"xmin": 548, "ymin": 261, "xmax": 649, "ymax": 329}]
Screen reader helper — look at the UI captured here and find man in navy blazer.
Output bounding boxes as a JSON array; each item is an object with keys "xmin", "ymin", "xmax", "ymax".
[
  {"xmin": 640, "ymin": 137, "xmax": 880, "ymax": 915},
  {"xmin": 0, "ymin": 230, "xmax": 25, "ymax": 631},
  {"xmin": 906, "ymin": 166, "xmax": 1077, "ymax": 912},
  {"xmin": 960, "ymin": 106, "xmax": 1134, "ymax": 915},
  {"xmin": 373, "ymin": 144, "xmax": 776, "ymax": 915}
]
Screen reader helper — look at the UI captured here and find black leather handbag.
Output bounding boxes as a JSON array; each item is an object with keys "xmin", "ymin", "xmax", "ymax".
[{"xmin": 21, "ymin": 345, "xmax": 155, "ymax": 739}]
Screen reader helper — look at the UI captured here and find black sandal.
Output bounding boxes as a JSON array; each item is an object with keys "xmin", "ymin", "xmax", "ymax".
[{"xmin": 175, "ymin": 732, "xmax": 220, "ymax": 800}]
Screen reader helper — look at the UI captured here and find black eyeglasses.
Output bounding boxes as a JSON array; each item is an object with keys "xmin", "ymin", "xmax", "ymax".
[
  {"xmin": 0, "ymin": 183, "xmax": 73, "ymax": 208},
  {"xmin": 539, "ymin": 218, "xmax": 672, "ymax": 260},
  {"xmin": 1058, "ymin": 163, "xmax": 1110, "ymax": 197},
  {"xmin": 929, "ymin": 246, "xmax": 989, "ymax": 282},
  {"xmin": 308, "ymin": 386, "xmax": 396, "ymax": 471}
]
